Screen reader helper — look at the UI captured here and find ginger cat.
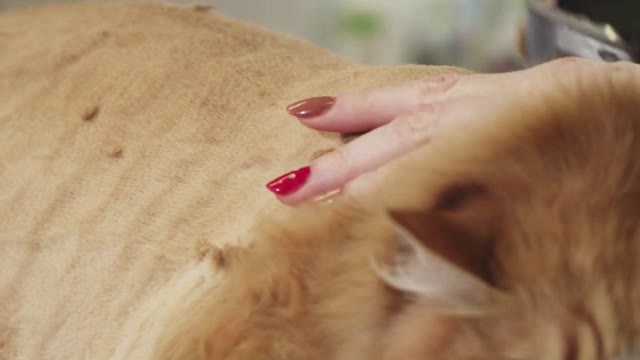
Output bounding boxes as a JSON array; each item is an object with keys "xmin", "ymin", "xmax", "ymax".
[
  {"xmin": 0, "ymin": 2, "xmax": 468, "ymax": 358},
  {"xmin": 2, "ymin": 2, "xmax": 639, "ymax": 359},
  {"xmin": 152, "ymin": 62, "xmax": 640, "ymax": 359}
]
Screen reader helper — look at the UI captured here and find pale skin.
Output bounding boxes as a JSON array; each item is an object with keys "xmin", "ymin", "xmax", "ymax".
[{"xmin": 267, "ymin": 57, "xmax": 640, "ymax": 205}]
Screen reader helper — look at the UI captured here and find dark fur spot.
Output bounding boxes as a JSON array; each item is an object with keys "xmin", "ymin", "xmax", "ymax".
[
  {"xmin": 435, "ymin": 183, "xmax": 487, "ymax": 211},
  {"xmin": 81, "ymin": 105, "xmax": 100, "ymax": 122},
  {"xmin": 196, "ymin": 241, "xmax": 228, "ymax": 268},
  {"xmin": 191, "ymin": 4, "xmax": 215, "ymax": 12},
  {"xmin": 240, "ymin": 154, "xmax": 272, "ymax": 170},
  {"xmin": 211, "ymin": 248, "xmax": 227, "ymax": 268},
  {"xmin": 563, "ymin": 331, "xmax": 578, "ymax": 360},
  {"xmin": 0, "ymin": 326, "xmax": 12, "ymax": 351},
  {"xmin": 109, "ymin": 147, "xmax": 124, "ymax": 159}
]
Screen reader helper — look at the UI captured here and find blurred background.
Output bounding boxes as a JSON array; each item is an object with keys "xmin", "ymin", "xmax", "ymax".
[{"xmin": 0, "ymin": 0, "xmax": 528, "ymax": 72}]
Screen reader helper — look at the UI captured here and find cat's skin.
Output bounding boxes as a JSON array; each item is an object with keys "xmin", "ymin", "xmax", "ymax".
[{"xmin": 153, "ymin": 59, "xmax": 640, "ymax": 359}]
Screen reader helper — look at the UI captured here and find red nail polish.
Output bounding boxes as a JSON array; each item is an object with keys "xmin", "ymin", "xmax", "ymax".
[
  {"xmin": 265, "ymin": 166, "xmax": 311, "ymax": 196},
  {"xmin": 287, "ymin": 96, "xmax": 335, "ymax": 119}
]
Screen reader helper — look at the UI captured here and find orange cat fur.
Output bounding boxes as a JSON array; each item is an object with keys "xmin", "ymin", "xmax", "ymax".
[
  {"xmin": 151, "ymin": 61, "xmax": 640, "ymax": 359},
  {"xmin": 3, "ymin": 2, "xmax": 639, "ymax": 359}
]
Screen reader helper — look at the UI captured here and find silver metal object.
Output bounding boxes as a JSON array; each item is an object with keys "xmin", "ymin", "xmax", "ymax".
[{"xmin": 525, "ymin": 0, "xmax": 635, "ymax": 66}]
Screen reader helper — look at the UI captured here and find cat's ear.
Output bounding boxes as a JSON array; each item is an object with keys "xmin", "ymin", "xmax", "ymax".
[{"xmin": 374, "ymin": 182, "xmax": 503, "ymax": 308}]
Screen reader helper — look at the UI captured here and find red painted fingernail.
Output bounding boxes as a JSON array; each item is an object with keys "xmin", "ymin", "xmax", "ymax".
[
  {"xmin": 265, "ymin": 166, "xmax": 311, "ymax": 196},
  {"xmin": 287, "ymin": 96, "xmax": 335, "ymax": 119}
]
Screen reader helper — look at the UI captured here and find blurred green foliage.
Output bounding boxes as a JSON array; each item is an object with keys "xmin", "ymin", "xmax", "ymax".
[{"xmin": 338, "ymin": 9, "xmax": 384, "ymax": 40}]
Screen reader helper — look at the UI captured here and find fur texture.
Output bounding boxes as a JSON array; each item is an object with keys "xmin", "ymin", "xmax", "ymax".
[
  {"xmin": 3, "ymin": 2, "xmax": 639, "ymax": 360},
  {"xmin": 0, "ymin": 1, "xmax": 469, "ymax": 358},
  {"xmin": 152, "ymin": 60, "xmax": 640, "ymax": 359}
]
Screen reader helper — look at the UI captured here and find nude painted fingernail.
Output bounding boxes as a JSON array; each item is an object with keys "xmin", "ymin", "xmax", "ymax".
[
  {"xmin": 265, "ymin": 166, "xmax": 311, "ymax": 196},
  {"xmin": 287, "ymin": 96, "xmax": 335, "ymax": 119}
]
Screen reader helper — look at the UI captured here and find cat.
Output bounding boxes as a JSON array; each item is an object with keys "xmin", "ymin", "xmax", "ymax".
[
  {"xmin": 0, "ymin": 2, "xmax": 470, "ymax": 358},
  {"xmin": 3, "ymin": 2, "xmax": 638, "ymax": 359},
  {"xmin": 150, "ymin": 60, "xmax": 640, "ymax": 359}
]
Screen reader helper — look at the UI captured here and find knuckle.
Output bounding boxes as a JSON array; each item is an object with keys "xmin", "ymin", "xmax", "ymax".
[
  {"xmin": 416, "ymin": 73, "xmax": 463, "ymax": 101},
  {"xmin": 541, "ymin": 57, "xmax": 599, "ymax": 82},
  {"xmin": 394, "ymin": 102, "xmax": 443, "ymax": 143},
  {"xmin": 604, "ymin": 60, "xmax": 640, "ymax": 81},
  {"xmin": 547, "ymin": 56, "xmax": 604, "ymax": 72},
  {"xmin": 542, "ymin": 58, "xmax": 640, "ymax": 111},
  {"xmin": 602, "ymin": 61, "xmax": 640, "ymax": 101},
  {"xmin": 550, "ymin": 56, "xmax": 591, "ymax": 66},
  {"xmin": 539, "ymin": 57, "xmax": 604, "ymax": 95}
]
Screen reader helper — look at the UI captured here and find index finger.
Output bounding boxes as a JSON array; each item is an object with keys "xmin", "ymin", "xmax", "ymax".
[{"xmin": 286, "ymin": 74, "xmax": 465, "ymax": 133}]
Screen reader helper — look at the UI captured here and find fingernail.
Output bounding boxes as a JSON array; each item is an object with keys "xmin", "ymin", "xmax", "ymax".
[
  {"xmin": 265, "ymin": 166, "xmax": 311, "ymax": 196},
  {"xmin": 287, "ymin": 96, "xmax": 335, "ymax": 119}
]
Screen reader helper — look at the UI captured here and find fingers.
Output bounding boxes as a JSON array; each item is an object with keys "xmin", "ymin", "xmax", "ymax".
[
  {"xmin": 268, "ymin": 73, "xmax": 503, "ymax": 205},
  {"xmin": 267, "ymin": 57, "xmax": 640, "ymax": 206},
  {"xmin": 268, "ymin": 69, "xmax": 523, "ymax": 205},
  {"xmin": 287, "ymin": 70, "xmax": 530, "ymax": 134},
  {"xmin": 267, "ymin": 100, "xmax": 472, "ymax": 205},
  {"xmin": 287, "ymin": 74, "xmax": 465, "ymax": 133}
]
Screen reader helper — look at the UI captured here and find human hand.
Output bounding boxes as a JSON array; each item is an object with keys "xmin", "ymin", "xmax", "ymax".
[{"xmin": 265, "ymin": 58, "xmax": 640, "ymax": 205}]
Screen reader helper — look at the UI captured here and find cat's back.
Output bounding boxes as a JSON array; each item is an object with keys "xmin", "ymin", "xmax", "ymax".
[
  {"xmin": 0, "ymin": 2, "xmax": 463, "ymax": 358},
  {"xmin": 0, "ymin": 3, "xmax": 346, "ymax": 358}
]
